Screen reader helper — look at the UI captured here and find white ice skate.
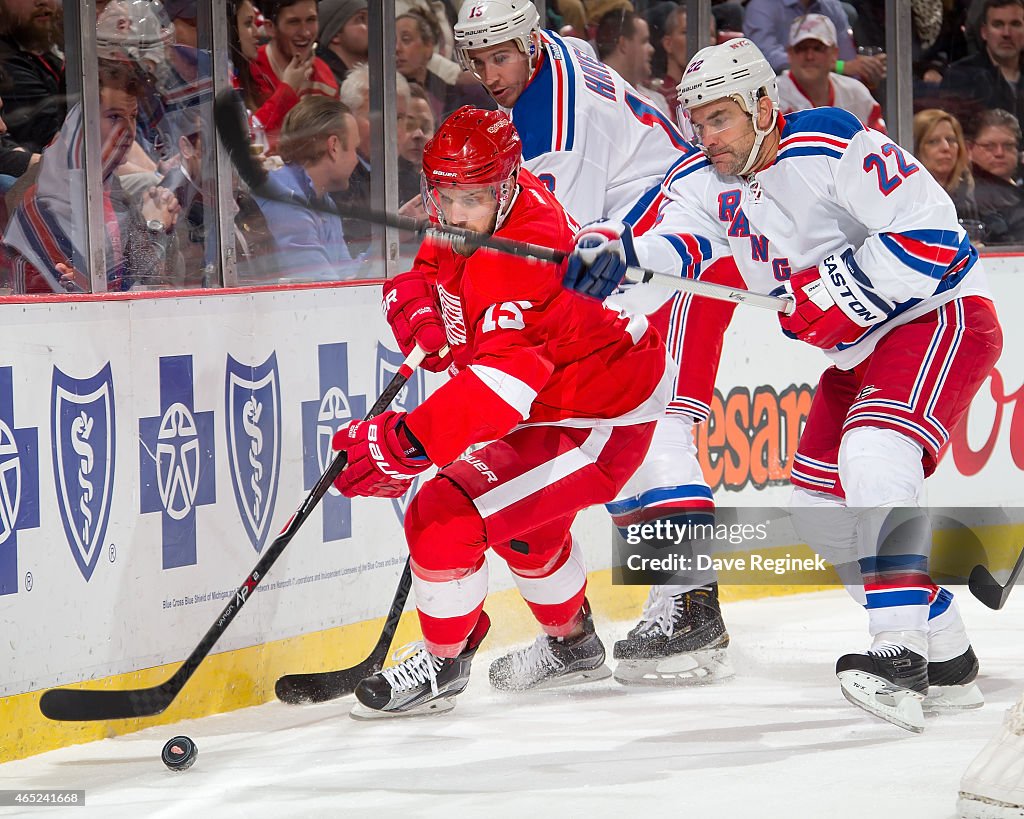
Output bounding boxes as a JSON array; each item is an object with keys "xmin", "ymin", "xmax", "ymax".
[
  {"xmin": 836, "ymin": 631, "xmax": 928, "ymax": 733},
  {"xmin": 957, "ymin": 694, "xmax": 1024, "ymax": 818}
]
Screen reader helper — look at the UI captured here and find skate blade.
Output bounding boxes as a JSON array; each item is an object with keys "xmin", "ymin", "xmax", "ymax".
[
  {"xmin": 614, "ymin": 649, "xmax": 734, "ymax": 686},
  {"xmin": 924, "ymin": 682, "xmax": 985, "ymax": 712},
  {"xmin": 505, "ymin": 664, "xmax": 613, "ymax": 692},
  {"xmin": 955, "ymin": 793, "xmax": 1024, "ymax": 819},
  {"xmin": 837, "ymin": 670, "xmax": 925, "ymax": 733},
  {"xmin": 348, "ymin": 696, "xmax": 457, "ymax": 721}
]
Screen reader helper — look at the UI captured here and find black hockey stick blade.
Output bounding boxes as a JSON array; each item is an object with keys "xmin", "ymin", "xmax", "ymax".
[
  {"xmin": 39, "ymin": 347, "xmax": 428, "ymax": 721},
  {"xmin": 275, "ymin": 557, "xmax": 413, "ymax": 704},
  {"xmin": 968, "ymin": 544, "xmax": 1024, "ymax": 610}
]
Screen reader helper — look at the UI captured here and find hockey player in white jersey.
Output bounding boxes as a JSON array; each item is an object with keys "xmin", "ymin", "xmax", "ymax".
[
  {"xmin": 563, "ymin": 38, "xmax": 1003, "ymax": 730},
  {"xmin": 453, "ymin": 0, "xmax": 741, "ymax": 686}
]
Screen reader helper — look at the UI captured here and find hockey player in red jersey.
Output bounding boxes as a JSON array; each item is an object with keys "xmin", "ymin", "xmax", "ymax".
[
  {"xmin": 564, "ymin": 39, "xmax": 1003, "ymax": 732},
  {"xmin": 332, "ymin": 107, "xmax": 670, "ymax": 718},
  {"xmin": 454, "ymin": 0, "xmax": 744, "ymax": 685}
]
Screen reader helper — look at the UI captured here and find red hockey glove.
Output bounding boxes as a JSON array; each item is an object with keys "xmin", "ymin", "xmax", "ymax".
[
  {"xmin": 332, "ymin": 411, "xmax": 431, "ymax": 498},
  {"xmin": 382, "ymin": 272, "xmax": 452, "ymax": 372},
  {"xmin": 779, "ymin": 266, "xmax": 870, "ymax": 349}
]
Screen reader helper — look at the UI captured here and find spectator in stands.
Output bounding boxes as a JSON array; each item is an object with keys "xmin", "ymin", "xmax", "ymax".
[
  {"xmin": 654, "ymin": 4, "xmax": 717, "ymax": 120},
  {"xmin": 254, "ymin": 96, "xmax": 362, "ymax": 281},
  {"xmin": 913, "ymin": 108, "xmax": 982, "ymax": 229},
  {"xmin": 337, "ymin": 64, "xmax": 416, "ymax": 255},
  {"xmin": 397, "ymin": 84, "xmax": 435, "ymax": 221},
  {"xmin": 2, "ymin": 60, "xmax": 181, "ymax": 293},
  {"xmin": 777, "ymin": 14, "xmax": 886, "ymax": 133},
  {"xmin": 941, "ymin": 0, "xmax": 1024, "ymax": 127},
  {"xmin": 396, "ymin": 6, "xmax": 492, "ymax": 120},
  {"xmin": 251, "ymin": 0, "xmax": 341, "ymax": 146},
  {"xmin": 712, "ymin": 2, "xmax": 746, "ymax": 41},
  {"xmin": 165, "ymin": 0, "xmax": 198, "ymax": 48},
  {"xmin": 229, "ymin": 0, "xmax": 262, "ymax": 111},
  {"xmin": 0, "ymin": 69, "xmax": 39, "ymax": 196},
  {"xmin": 595, "ymin": 9, "xmax": 670, "ymax": 116},
  {"xmin": 317, "ymin": 0, "xmax": 368, "ymax": 86},
  {"xmin": 0, "ymin": 0, "xmax": 65, "ymax": 154},
  {"xmin": 551, "ymin": 0, "xmax": 588, "ymax": 38},
  {"xmin": 743, "ymin": 0, "xmax": 886, "ymax": 86},
  {"xmin": 968, "ymin": 107, "xmax": 1024, "ymax": 243}
]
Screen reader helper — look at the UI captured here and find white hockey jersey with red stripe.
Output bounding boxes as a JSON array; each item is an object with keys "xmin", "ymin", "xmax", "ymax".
[
  {"xmin": 506, "ymin": 30, "xmax": 692, "ymax": 232},
  {"xmin": 632, "ymin": 107, "xmax": 992, "ymax": 369},
  {"xmin": 777, "ymin": 71, "xmax": 886, "ymax": 134},
  {"xmin": 404, "ymin": 170, "xmax": 668, "ymax": 466}
]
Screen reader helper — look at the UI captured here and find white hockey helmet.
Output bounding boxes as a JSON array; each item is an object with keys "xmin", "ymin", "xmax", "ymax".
[
  {"xmin": 96, "ymin": 0, "xmax": 174, "ymax": 69},
  {"xmin": 453, "ymin": 0, "xmax": 541, "ymax": 72},
  {"xmin": 676, "ymin": 38, "xmax": 779, "ymax": 175}
]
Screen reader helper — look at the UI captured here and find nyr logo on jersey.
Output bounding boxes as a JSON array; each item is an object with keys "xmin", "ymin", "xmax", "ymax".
[
  {"xmin": 140, "ymin": 356, "xmax": 216, "ymax": 569},
  {"xmin": 0, "ymin": 367, "xmax": 40, "ymax": 596},
  {"xmin": 301, "ymin": 342, "xmax": 366, "ymax": 542},
  {"xmin": 51, "ymin": 364, "xmax": 115, "ymax": 582},
  {"xmin": 377, "ymin": 343, "xmax": 427, "ymax": 522},
  {"xmin": 226, "ymin": 353, "xmax": 281, "ymax": 553}
]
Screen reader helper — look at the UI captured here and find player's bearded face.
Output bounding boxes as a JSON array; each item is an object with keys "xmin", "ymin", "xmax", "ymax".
[
  {"xmin": 687, "ymin": 99, "xmax": 757, "ymax": 176},
  {"xmin": 430, "ymin": 183, "xmax": 500, "ymax": 237}
]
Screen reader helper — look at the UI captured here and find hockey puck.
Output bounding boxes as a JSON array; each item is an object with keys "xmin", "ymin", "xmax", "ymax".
[{"xmin": 161, "ymin": 736, "xmax": 198, "ymax": 771}]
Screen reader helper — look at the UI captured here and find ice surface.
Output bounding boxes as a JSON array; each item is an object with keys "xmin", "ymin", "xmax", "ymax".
[{"xmin": 2, "ymin": 590, "xmax": 1020, "ymax": 819}]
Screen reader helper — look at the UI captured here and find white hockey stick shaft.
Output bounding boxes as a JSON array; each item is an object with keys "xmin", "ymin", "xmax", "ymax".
[{"xmin": 624, "ymin": 266, "xmax": 795, "ymax": 315}]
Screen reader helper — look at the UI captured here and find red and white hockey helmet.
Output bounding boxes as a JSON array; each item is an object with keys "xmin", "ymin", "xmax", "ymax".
[
  {"xmin": 453, "ymin": 0, "xmax": 541, "ymax": 72},
  {"xmin": 676, "ymin": 38, "xmax": 779, "ymax": 175},
  {"xmin": 422, "ymin": 107, "xmax": 522, "ymax": 230}
]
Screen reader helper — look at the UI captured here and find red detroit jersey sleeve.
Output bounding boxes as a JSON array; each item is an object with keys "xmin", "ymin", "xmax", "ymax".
[{"xmin": 404, "ymin": 170, "xmax": 666, "ymax": 466}]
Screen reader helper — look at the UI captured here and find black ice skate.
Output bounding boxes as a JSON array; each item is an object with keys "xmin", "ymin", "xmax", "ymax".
[
  {"xmin": 612, "ymin": 583, "xmax": 733, "ymax": 686},
  {"xmin": 350, "ymin": 612, "xmax": 490, "ymax": 719},
  {"xmin": 836, "ymin": 632, "xmax": 929, "ymax": 733},
  {"xmin": 924, "ymin": 588, "xmax": 984, "ymax": 712},
  {"xmin": 489, "ymin": 601, "xmax": 611, "ymax": 691}
]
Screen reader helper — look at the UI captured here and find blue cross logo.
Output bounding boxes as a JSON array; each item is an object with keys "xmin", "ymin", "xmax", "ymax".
[
  {"xmin": 139, "ymin": 356, "xmax": 216, "ymax": 569},
  {"xmin": 301, "ymin": 343, "xmax": 366, "ymax": 542},
  {"xmin": 0, "ymin": 367, "xmax": 39, "ymax": 596}
]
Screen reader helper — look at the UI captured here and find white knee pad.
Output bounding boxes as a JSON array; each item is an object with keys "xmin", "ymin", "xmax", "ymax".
[
  {"xmin": 614, "ymin": 414, "xmax": 707, "ymax": 501},
  {"xmin": 839, "ymin": 427, "xmax": 924, "ymax": 507}
]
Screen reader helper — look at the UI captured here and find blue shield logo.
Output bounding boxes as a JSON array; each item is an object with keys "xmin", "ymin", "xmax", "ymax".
[
  {"xmin": 377, "ymin": 344, "xmax": 427, "ymax": 521},
  {"xmin": 225, "ymin": 353, "xmax": 281, "ymax": 553},
  {"xmin": 51, "ymin": 364, "xmax": 116, "ymax": 582}
]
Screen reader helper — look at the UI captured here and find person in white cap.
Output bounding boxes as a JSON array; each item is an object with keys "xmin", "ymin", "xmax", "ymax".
[
  {"xmin": 777, "ymin": 13, "xmax": 886, "ymax": 134},
  {"xmin": 564, "ymin": 37, "xmax": 1002, "ymax": 733}
]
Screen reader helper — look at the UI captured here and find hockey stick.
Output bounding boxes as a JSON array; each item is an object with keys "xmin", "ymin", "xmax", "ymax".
[
  {"xmin": 212, "ymin": 91, "xmax": 794, "ymax": 316},
  {"xmin": 968, "ymin": 545, "xmax": 1024, "ymax": 610},
  {"xmin": 38, "ymin": 344, "xmax": 431, "ymax": 722},
  {"xmin": 275, "ymin": 557, "xmax": 412, "ymax": 704}
]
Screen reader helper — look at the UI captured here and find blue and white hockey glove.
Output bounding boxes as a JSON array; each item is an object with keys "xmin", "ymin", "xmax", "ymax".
[{"xmin": 563, "ymin": 220, "xmax": 639, "ymax": 300}]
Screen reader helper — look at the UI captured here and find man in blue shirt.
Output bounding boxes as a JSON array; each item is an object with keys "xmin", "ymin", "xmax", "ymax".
[{"xmin": 255, "ymin": 96, "xmax": 363, "ymax": 282}]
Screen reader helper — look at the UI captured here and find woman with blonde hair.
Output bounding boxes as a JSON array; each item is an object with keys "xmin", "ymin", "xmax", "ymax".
[{"xmin": 913, "ymin": 108, "xmax": 983, "ymax": 236}]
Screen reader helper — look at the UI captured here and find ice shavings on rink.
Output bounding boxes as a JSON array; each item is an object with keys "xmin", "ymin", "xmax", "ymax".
[{"xmin": 1, "ymin": 589, "xmax": 1021, "ymax": 819}]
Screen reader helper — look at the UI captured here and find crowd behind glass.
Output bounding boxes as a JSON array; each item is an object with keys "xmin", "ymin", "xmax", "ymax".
[{"xmin": 0, "ymin": 0, "xmax": 1020, "ymax": 295}]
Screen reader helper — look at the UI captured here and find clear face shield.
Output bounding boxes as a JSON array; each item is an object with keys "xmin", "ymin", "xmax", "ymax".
[
  {"xmin": 676, "ymin": 92, "xmax": 775, "ymax": 176},
  {"xmin": 457, "ymin": 41, "xmax": 533, "ymax": 84},
  {"xmin": 421, "ymin": 172, "xmax": 519, "ymax": 247}
]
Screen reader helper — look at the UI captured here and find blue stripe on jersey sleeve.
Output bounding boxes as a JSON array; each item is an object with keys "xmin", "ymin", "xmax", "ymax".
[
  {"xmin": 782, "ymin": 107, "xmax": 865, "ymax": 141},
  {"xmin": 548, "ymin": 34, "xmax": 576, "ymax": 151},
  {"xmin": 776, "ymin": 145, "xmax": 845, "ymax": 162},
  {"xmin": 879, "ymin": 233, "xmax": 952, "ymax": 278}
]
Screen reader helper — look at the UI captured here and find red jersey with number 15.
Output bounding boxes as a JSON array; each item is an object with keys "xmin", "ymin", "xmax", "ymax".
[{"xmin": 404, "ymin": 169, "xmax": 669, "ymax": 466}]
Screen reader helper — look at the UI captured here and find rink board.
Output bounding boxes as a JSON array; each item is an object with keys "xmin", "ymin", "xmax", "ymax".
[{"xmin": 1, "ymin": 259, "xmax": 1021, "ymax": 761}]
